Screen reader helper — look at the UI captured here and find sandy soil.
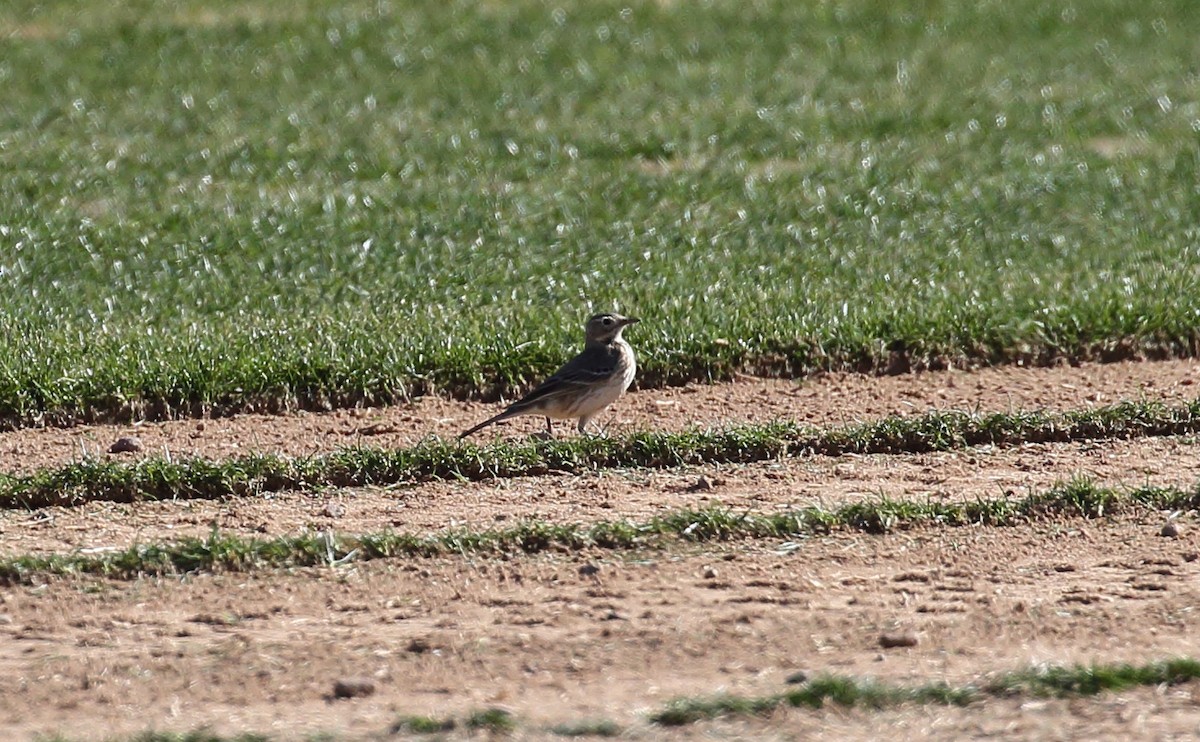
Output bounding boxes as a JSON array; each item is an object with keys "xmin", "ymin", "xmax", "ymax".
[
  {"xmin": 3, "ymin": 516, "xmax": 1199, "ymax": 740},
  {"xmin": 2, "ymin": 360, "xmax": 1200, "ymax": 740},
  {"xmin": 2, "ymin": 358, "xmax": 1196, "ymax": 475},
  {"xmin": 2, "ymin": 434, "xmax": 1197, "ymax": 557}
]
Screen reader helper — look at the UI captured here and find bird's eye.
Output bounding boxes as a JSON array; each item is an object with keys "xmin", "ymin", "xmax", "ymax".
[{"xmin": 602, "ymin": 317, "xmax": 614, "ymax": 325}]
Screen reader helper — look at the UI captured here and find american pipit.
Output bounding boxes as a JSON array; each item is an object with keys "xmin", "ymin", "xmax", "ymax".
[{"xmin": 459, "ymin": 312, "xmax": 640, "ymax": 439}]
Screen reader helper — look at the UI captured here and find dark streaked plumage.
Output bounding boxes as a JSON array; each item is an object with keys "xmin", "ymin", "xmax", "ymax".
[{"xmin": 459, "ymin": 313, "xmax": 639, "ymax": 439}]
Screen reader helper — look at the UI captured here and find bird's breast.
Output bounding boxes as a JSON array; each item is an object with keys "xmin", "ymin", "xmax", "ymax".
[{"xmin": 616, "ymin": 339, "xmax": 637, "ymax": 391}]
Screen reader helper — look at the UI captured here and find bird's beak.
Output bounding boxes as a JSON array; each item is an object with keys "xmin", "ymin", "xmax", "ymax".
[{"xmin": 623, "ymin": 317, "xmax": 641, "ymax": 326}]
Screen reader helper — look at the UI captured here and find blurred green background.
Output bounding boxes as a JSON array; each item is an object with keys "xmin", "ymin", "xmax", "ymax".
[{"xmin": 1, "ymin": 0, "xmax": 1198, "ymax": 422}]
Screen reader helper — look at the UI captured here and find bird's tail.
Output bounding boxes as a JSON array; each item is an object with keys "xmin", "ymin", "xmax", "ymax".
[{"xmin": 458, "ymin": 410, "xmax": 516, "ymax": 440}]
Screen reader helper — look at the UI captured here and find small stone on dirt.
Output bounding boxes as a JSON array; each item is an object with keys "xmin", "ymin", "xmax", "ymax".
[
  {"xmin": 1162, "ymin": 521, "xmax": 1181, "ymax": 538},
  {"xmin": 784, "ymin": 670, "xmax": 809, "ymax": 685},
  {"xmin": 578, "ymin": 563, "xmax": 601, "ymax": 577},
  {"xmin": 406, "ymin": 638, "xmax": 434, "ymax": 654},
  {"xmin": 321, "ymin": 502, "xmax": 347, "ymax": 519},
  {"xmin": 688, "ymin": 475, "xmax": 715, "ymax": 492},
  {"xmin": 879, "ymin": 632, "xmax": 919, "ymax": 649},
  {"xmin": 332, "ymin": 677, "xmax": 376, "ymax": 699},
  {"xmin": 108, "ymin": 436, "xmax": 142, "ymax": 454},
  {"xmin": 702, "ymin": 566, "xmax": 718, "ymax": 579}
]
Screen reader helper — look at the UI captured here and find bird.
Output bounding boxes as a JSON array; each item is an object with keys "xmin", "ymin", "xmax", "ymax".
[{"xmin": 459, "ymin": 312, "xmax": 640, "ymax": 439}]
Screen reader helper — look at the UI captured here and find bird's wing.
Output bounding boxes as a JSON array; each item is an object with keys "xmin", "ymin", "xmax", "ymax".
[
  {"xmin": 505, "ymin": 351, "xmax": 618, "ymax": 411},
  {"xmin": 460, "ymin": 347, "xmax": 623, "ymax": 437}
]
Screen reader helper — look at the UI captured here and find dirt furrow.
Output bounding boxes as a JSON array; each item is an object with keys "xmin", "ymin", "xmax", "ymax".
[
  {"xmin": 3, "ymin": 361, "xmax": 1199, "ymax": 740},
  {"xmin": 2, "ymin": 434, "xmax": 1195, "ymax": 557},
  {"xmin": 2, "ymin": 514, "xmax": 1198, "ymax": 740},
  {"xmin": 1, "ymin": 359, "xmax": 1195, "ymax": 475}
]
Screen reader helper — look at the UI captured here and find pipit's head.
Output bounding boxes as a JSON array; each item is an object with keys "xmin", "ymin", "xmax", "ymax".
[{"xmin": 585, "ymin": 312, "xmax": 640, "ymax": 344}]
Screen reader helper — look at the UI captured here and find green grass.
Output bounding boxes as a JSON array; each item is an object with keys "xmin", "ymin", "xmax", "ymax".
[
  {"xmin": 0, "ymin": 476, "xmax": 1190, "ymax": 584},
  {"xmin": 548, "ymin": 720, "xmax": 622, "ymax": 737},
  {"xmin": 108, "ymin": 733, "xmax": 271, "ymax": 742},
  {"xmin": 464, "ymin": 708, "xmax": 516, "ymax": 733},
  {"xmin": 3, "ymin": 398, "xmax": 1198, "ymax": 509},
  {"xmin": 388, "ymin": 715, "xmax": 457, "ymax": 735},
  {"xmin": 1, "ymin": 0, "xmax": 1199, "ymax": 426},
  {"xmin": 36, "ymin": 659, "xmax": 1200, "ymax": 738},
  {"xmin": 651, "ymin": 658, "xmax": 1200, "ymax": 725}
]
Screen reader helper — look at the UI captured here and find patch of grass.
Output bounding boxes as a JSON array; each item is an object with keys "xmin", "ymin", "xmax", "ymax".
[
  {"xmin": 985, "ymin": 657, "xmax": 1200, "ymax": 698},
  {"xmin": 6, "ymin": 398, "xmax": 1200, "ymax": 509},
  {"xmin": 388, "ymin": 715, "xmax": 457, "ymax": 735},
  {"xmin": 1, "ymin": 0, "xmax": 1200, "ymax": 426},
  {"xmin": 651, "ymin": 694, "xmax": 783, "ymax": 727},
  {"xmin": 548, "ymin": 719, "xmax": 622, "ymax": 737},
  {"xmin": 464, "ymin": 708, "xmax": 516, "ymax": 733},
  {"xmin": 651, "ymin": 658, "xmax": 1200, "ymax": 726},
  {"xmin": 128, "ymin": 732, "xmax": 273, "ymax": 742},
  {"xmin": 0, "ymin": 476, "xmax": 1193, "ymax": 584},
  {"xmin": 42, "ymin": 731, "xmax": 326, "ymax": 742}
]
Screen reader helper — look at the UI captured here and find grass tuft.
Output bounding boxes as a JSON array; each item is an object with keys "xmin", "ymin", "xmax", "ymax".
[
  {"xmin": 388, "ymin": 715, "xmax": 457, "ymax": 735},
  {"xmin": 652, "ymin": 658, "xmax": 1200, "ymax": 726},
  {"xmin": 985, "ymin": 658, "xmax": 1200, "ymax": 698},
  {"xmin": 464, "ymin": 708, "xmax": 516, "ymax": 732},
  {"xmin": 127, "ymin": 732, "xmax": 272, "ymax": 742},
  {"xmin": 547, "ymin": 719, "xmax": 622, "ymax": 737}
]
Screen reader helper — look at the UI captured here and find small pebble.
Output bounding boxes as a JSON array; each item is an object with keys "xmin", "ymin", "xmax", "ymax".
[
  {"xmin": 879, "ymin": 632, "xmax": 920, "ymax": 649},
  {"xmin": 1162, "ymin": 522, "xmax": 1181, "ymax": 538},
  {"xmin": 332, "ymin": 677, "xmax": 376, "ymax": 699},
  {"xmin": 784, "ymin": 670, "xmax": 809, "ymax": 685},
  {"xmin": 108, "ymin": 436, "xmax": 142, "ymax": 454},
  {"xmin": 702, "ymin": 567, "xmax": 718, "ymax": 579},
  {"xmin": 578, "ymin": 563, "xmax": 601, "ymax": 577},
  {"xmin": 688, "ymin": 475, "xmax": 714, "ymax": 492},
  {"xmin": 321, "ymin": 502, "xmax": 347, "ymax": 519}
]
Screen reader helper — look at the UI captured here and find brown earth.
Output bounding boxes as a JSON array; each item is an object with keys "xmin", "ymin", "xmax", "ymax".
[
  {"xmin": 2, "ymin": 360, "xmax": 1200, "ymax": 740},
  {"xmin": 2, "ymin": 358, "xmax": 1197, "ymax": 476}
]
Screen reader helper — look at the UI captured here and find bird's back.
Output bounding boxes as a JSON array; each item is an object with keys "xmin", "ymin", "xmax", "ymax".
[{"xmin": 513, "ymin": 338, "xmax": 634, "ymax": 415}]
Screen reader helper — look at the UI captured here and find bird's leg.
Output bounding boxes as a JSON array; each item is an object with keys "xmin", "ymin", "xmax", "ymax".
[
  {"xmin": 531, "ymin": 417, "xmax": 554, "ymax": 441},
  {"xmin": 590, "ymin": 418, "xmax": 612, "ymax": 438}
]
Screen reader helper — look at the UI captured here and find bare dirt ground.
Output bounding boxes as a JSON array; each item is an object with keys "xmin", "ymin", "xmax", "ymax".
[
  {"xmin": 2, "ymin": 360, "xmax": 1200, "ymax": 740},
  {"xmin": 3, "ymin": 358, "xmax": 1197, "ymax": 475}
]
